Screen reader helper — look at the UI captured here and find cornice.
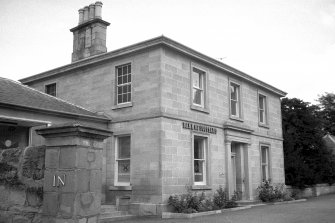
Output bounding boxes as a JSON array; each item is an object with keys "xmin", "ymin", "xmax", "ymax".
[
  {"xmin": 223, "ymin": 122, "xmax": 254, "ymax": 134},
  {"xmin": 19, "ymin": 36, "xmax": 287, "ymax": 97},
  {"xmin": 70, "ymin": 18, "xmax": 110, "ymax": 32}
]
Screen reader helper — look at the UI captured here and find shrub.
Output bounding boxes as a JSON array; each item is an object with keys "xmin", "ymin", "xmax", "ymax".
[
  {"xmin": 226, "ymin": 191, "xmax": 238, "ymax": 208},
  {"xmin": 168, "ymin": 186, "xmax": 238, "ymax": 213},
  {"xmin": 213, "ymin": 186, "xmax": 227, "ymax": 209},
  {"xmin": 168, "ymin": 191, "xmax": 205, "ymax": 213},
  {"xmin": 257, "ymin": 181, "xmax": 293, "ymax": 202}
]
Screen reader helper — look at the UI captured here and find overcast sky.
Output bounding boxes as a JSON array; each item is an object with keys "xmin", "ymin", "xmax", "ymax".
[{"xmin": 1, "ymin": 0, "xmax": 334, "ymax": 104}]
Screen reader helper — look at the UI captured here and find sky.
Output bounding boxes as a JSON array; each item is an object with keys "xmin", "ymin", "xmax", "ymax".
[{"xmin": 1, "ymin": 0, "xmax": 334, "ymax": 104}]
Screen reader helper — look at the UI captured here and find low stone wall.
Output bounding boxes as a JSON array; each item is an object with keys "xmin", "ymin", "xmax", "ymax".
[
  {"xmin": 287, "ymin": 184, "xmax": 335, "ymax": 199},
  {"xmin": 0, "ymin": 146, "xmax": 45, "ymax": 223},
  {"xmin": 0, "ymin": 185, "xmax": 42, "ymax": 223}
]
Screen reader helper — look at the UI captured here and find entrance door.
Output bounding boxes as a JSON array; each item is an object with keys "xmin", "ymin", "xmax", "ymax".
[{"xmin": 231, "ymin": 142, "xmax": 247, "ymax": 200}]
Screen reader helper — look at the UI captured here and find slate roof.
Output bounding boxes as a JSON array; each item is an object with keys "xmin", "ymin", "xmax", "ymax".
[{"xmin": 0, "ymin": 77, "xmax": 108, "ymax": 120}]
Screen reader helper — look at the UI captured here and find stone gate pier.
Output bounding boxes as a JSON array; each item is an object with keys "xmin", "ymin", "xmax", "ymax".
[{"xmin": 37, "ymin": 123, "xmax": 112, "ymax": 223}]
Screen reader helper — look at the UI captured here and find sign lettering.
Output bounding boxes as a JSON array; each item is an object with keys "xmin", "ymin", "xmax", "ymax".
[
  {"xmin": 53, "ymin": 174, "xmax": 66, "ymax": 187},
  {"xmin": 182, "ymin": 122, "xmax": 217, "ymax": 134}
]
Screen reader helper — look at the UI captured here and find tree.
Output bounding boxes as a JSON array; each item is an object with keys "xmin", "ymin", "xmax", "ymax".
[
  {"xmin": 281, "ymin": 98, "xmax": 335, "ymax": 187},
  {"xmin": 317, "ymin": 92, "xmax": 335, "ymax": 135}
]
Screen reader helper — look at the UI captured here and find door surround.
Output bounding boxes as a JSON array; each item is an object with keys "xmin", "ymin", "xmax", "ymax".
[{"xmin": 224, "ymin": 122, "xmax": 253, "ymax": 200}]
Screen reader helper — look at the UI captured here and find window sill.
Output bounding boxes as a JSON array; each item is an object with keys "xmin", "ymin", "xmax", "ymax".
[
  {"xmin": 258, "ymin": 123, "xmax": 270, "ymax": 129},
  {"xmin": 191, "ymin": 104, "xmax": 209, "ymax": 114},
  {"xmin": 191, "ymin": 185, "xmax": 212, "ymax": 190},
  {"xmin": 229, "ymin": 115, "xmax": 244, "ymax": 122},
  {"xmin": 112, "ymin": 102, "xmax": 133, "ymax": 110},
  {"xmin": 109, "ymin": 185, "xmax": 132, "ymax": 191}
]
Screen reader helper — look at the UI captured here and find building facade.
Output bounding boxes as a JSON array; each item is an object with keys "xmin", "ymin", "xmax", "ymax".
[{"xmin": 20, "ymin": 2, "xmax": 287, "ymax": 215}]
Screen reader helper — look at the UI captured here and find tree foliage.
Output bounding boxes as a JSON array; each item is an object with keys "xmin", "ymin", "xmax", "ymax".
[
  {"xmin": 281, "ymin": 97, "xmax": 335, "ymax": 188},
  {"xmin": 317, "ymin": 92, "xmax": 335, "ymax": 135}
]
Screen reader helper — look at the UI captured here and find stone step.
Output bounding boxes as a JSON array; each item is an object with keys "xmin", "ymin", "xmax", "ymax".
[
  {"xmin": 100, "ymin": 210, "xmax": 130, "ymax": 218},
  {"xmin": 99, "ymin": 214, "xmax": 136, "ymax": 222},
  {"xmin": 101, "ymin": 205, "xmax": 118, "ymax": 213},
  {"xmin": 99, "ymin": 204, "xmax": 135, "ymax": 222}
]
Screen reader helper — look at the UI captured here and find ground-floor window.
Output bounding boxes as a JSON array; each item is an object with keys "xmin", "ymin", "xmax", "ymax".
[
  {"xmin": 193, "ymin": 135, "xmax": 208, "ymax": 185},
  {"xmin": 115, "ymin": 135, "xmax": 131, "ymax": 186},
  {"xmin": 260, "ymin": 145, "xmax": 271, "ymax": 182}
]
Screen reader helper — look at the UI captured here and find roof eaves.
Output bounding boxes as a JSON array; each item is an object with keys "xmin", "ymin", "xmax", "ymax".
[
  {"xmin": 20, "ymin": 35, "xmax": 287, "ymax": 97},
  {"xmin": 0, "ymin": 102, "xmax": 111, "ymax": 122},
  {"xmin": 159, "ymin": 36, "xmax": 287, "ymax": 97},
  {"xmin": 19, "ymin": 36, "xmax": 165, "ymax": 84}
]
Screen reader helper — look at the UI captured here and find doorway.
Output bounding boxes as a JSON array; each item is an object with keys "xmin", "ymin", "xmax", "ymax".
[{"xmin": 230, "ymin": 142, "xmax": 249, "ymax": 200}]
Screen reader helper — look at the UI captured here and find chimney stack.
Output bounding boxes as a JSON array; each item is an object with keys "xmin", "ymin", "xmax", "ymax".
[{"xmin": 70, "ymin": 2, "xmax": 110, "ymax": 62}]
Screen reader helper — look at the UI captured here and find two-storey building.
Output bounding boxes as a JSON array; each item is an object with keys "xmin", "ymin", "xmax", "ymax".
[{"xmin": 20, "ymin": 2, "xmax": 287, "ymax": 215}]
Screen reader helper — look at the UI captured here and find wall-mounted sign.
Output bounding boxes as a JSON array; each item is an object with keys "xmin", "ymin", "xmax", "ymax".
[
  {"xmin": 182, "ymin": 122, "xmax": 217, "ymax": 134},
  {"xmin": 53, "ymin": 174, "xmax": 66, "ymax": 187}
]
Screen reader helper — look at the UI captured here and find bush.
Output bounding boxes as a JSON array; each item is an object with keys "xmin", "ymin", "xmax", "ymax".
[
  {"xmin": 226, "ymin": 191, "xmax": 239, "ymax": 208},
  {"xmin": 257, "ymin": 181, "xmax": 293, "ymax": 202},
  {"xmin": 168, "ymin": 186, "xmax": 238, "ymax": 213},
  {"xmin": 168, "ymin": 190, "xmax": 205, "ymax": 213},
  {"xmin": 213, "ymin": 186, "xmax": 227, "ymax": 208}
]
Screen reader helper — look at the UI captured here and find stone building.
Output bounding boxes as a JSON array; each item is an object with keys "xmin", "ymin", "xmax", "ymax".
[{"xmin": 19, "ymin": 2, "xmax": 287, "ymax": 216}]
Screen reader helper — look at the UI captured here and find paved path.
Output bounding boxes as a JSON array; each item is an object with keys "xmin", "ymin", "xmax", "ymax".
[{"xmin": 114, "ymin": 194, "xmax": 335, "ymax": 223}]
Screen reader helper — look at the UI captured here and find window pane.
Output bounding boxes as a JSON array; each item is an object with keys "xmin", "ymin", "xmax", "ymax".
[
  {"xmin": 261, "ymin": 147, "xmax": 267, "ymax": 164},
  {"xmin": 128, "ymin": 74, "xmax": 131, "ymax": 82},
  {"xmin": 262, "ymin": 165, "xmax": 267, "ymax": 181},
  {"xmin": 122, "ymin": 94, "xmax": 127, "ymax": 103},
  {"xmin": 123, "ymin": 75, "xmax": 127, "ymax": 84},
  {"xmin": 122, "ymin": 85, "xmax": 127, "ymax": 93},
  {"xmin": 118, "ymin": 160, "xmax": 130, "ymax": 182},
  {"xmin": 259, "ymin": 96, "xmax": 264, "ymax": 109},
  {"xmin": 117, "ymin": 68, "xmax": 122, "ymax": 76},
  {"xmin": 117, "ymin": 76, "xmax": 122, "ymax": 85},
  {"xmin": 128, "ymin": 93, "xmax": 131, "ymax": 102},
  {"xmin": 260, "ymin": 110, "xmax": 264, "ymax": 123},
  {"xmin": 45, "ymin": 83, "xmax": 56, "ymax": 96},
  {"xmin": 117, "ymin": 86, "xmax": 122, "ymax": 94},
  {"xmin": 123, "ymin": 66, "xmax": 127, "ymax": 75},
  {"xmin": 194, "ymin": 138, "xmax": 204, "ymax": 159},
  {"xmin": 231, "ymin": 101, "xmax": 237, "ymax": 116},
  {"xmin": 192, "ymin": 71, "xmax": 200, "ymax": 88},
  {"xmin": 193, "ymin": 89, "xmax": 202, "ymax": 105},
  {"xmin": 118, "ymin": 136, "xmax": 130, "ymax": 158},
  {"xmin": 194, "ymin": 160, "xmax": 204, "ymax": 182},
  {"xmin": 231, "ymin": 85, "xmax": 237, "ymax": 100},
  {"xmin": 127, "ymin": 85, "xmax": 131, "ymax": 92},
  {"xmin": 118, "ymin": 95, "xmax": 122, "ymax": 104},
  {"xmin": 128, "ymin": 64, "xmax": 131, "ymax": 73}
]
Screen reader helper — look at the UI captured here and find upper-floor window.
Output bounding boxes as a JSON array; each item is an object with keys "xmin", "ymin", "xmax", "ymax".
[
  {"xmin": 115, "ymin": 135, "xmax": 131, "ymax": 186},
  {"xmin": 116, "ymin": 64, "xmax": 131, "ymax": 104},
  {"xmin": 258, "ymin": 94, "xmax": 268, "ymax": 125},
  {"xmin": 192, "ymin": 68, "xmax": 205, "ymax": 107},
  {"xmin": 230, "ymin": 82, "xmax": 241, "ymax": 118},
  {"xmin": 45, "ymin": 83, "xmax": 56, "ymax": 97}
]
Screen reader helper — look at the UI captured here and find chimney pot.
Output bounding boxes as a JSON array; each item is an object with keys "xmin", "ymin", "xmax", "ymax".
[
  {"xmin": 78, "ymin": 8, "xmax": 84, "ymax": 24},
  {"xmin": 83, "ymin": 6, "xmax": 89, "ymax": 22},
  {"xmin": 94, "ymin": 1, "xmax": 103, "ymax": 19},
  {"xmin": 89, "ymin": 4, "xmax": 95, "ymax": 20}
]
